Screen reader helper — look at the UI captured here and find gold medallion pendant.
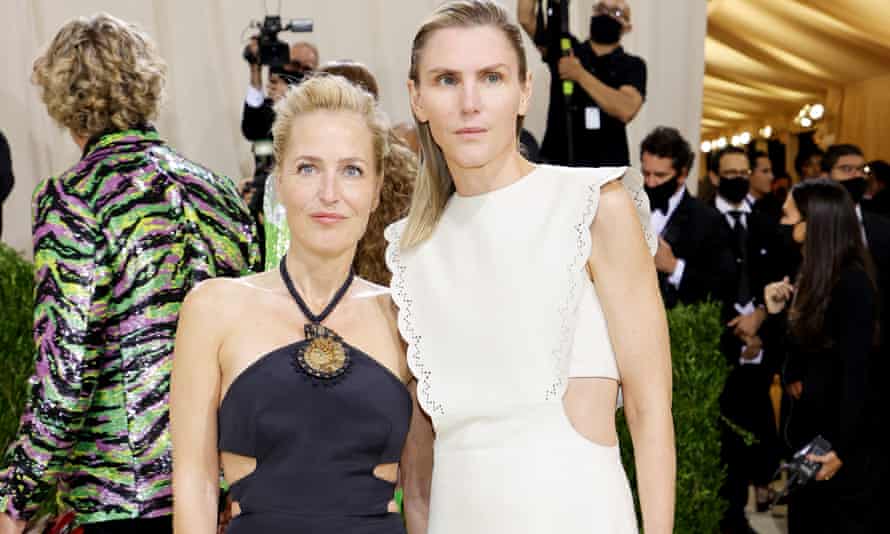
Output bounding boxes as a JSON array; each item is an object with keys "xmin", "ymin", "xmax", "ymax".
[{"xmin": 295, "ymin": 324, "xmax": 351, "ymax": 379}]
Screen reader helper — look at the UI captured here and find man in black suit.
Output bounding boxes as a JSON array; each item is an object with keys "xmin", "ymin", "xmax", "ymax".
[
  {"xmin": 710, "ymin": 145, "xmax": 783, "ymax": 534},
  {"xmin": 823, "ymin": 147, "xmax": 890, "ymax": 424},
  {"xmin": 640, "ymin": 127, "xmax": 733, "ymax": 309},
  {"xmin": 823, "ymin": 145, "xmax": 890, "ymax": 342},
  {"xmin": 823, "ymin": 145, "xmax": 890, "ymax": 268},
  {"xmin": 746, "ymin": 150, "xmax": 782, "ymax": 224}
]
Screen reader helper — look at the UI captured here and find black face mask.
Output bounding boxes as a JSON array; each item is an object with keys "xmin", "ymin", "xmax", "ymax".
[
  {"xmin": 777, "ymin": 224, "xmax": 803, "ymax": 278},
  {"xmin": 590, "ymin": 15, "xmax": 623, "ymax": 45},
  {"xmin": 840, "ymin": 177, "xmax": 868, "ymax": 204},
  {"xmin": 718, "ymin": 176, "xmax": 750, "ymax": 205},
  {"xmin": 645, "ymin": 176, "xmax": 679, "ymax": 214}
]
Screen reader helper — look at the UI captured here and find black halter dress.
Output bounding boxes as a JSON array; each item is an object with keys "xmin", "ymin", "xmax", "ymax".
[{"xmin": 218, "ymin": 261, "xmax": 411, "ymax": 533}]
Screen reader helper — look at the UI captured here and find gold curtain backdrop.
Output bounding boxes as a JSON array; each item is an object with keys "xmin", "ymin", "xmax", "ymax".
[
  {"xmin": 704, "ymin": 0, "xmax": 890, "ymax": 161},
  {"xmin": 838, "ymin": 73, "xmax": 890, "ymax": 162}
]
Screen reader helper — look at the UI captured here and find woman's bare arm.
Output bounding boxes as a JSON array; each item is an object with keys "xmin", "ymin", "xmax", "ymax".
[
  {"xmin": 589, "ymin": 180, "xmax": 675, "ymax": 534},
  {"xmin": 171, "ymin": 281, "xmax": 228, "ymax": 534},
  {"xmin": 400, "ymin": 381, "xmax": 434, "ymax": 534}
]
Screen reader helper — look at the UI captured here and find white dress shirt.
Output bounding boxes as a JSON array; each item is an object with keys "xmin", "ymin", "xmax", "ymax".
[
  {"xmin": 651, "ymin": 187, "xmax": 687, "ymax": 289},
  {"xmin": 715, "ymin": 194, "xmax": 751, "ymax": 230},
  {"xmin": 246, "ymin": 85, "xmax": 265, "ymax": 108}
]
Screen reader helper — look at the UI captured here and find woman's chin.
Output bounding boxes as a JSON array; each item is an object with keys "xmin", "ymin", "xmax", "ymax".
[
  {"xmin": 448, "ymin": 151, "xmax": 497, "ymax": 171},
  {"xmin": 444, "ymin": 140, "xmax": 516, "ymax": 171}
]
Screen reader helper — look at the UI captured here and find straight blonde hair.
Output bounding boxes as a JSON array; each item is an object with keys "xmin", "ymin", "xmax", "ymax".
[{"xmin": 402, "ymin": 0, "xmax": 528, "ymax": 248}]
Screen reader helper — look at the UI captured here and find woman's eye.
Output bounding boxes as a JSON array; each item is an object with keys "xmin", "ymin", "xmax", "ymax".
[
  {"xmin": 484, "ymin": 72, "xmax": 503, "ymax": 83},
  {"xmin": 296, "ymin": 163, "xmax": 316, "ymax": 175},
  {"xmin": 437, "ymin": 74, "xmax": 457, "ymax": 86},
  {"xmin": 343, "ymin": 165, "xmax": 364, "ymax": 177}
]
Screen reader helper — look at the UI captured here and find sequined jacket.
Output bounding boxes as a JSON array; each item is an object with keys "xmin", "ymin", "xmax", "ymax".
[{"xmin": 0, "ymin": 129, "xmax": 260, "ymax": 524}]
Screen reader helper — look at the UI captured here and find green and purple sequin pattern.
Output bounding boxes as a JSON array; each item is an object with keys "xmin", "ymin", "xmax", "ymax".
[{"xmin": 0, "ymin": 130, "xmax": 260, "ymax": 523}]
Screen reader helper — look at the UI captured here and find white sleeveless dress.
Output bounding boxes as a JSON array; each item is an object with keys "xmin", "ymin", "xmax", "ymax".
[{"xmin": 385, "ymin": 164, "xmax": 657, "ymax": 533}]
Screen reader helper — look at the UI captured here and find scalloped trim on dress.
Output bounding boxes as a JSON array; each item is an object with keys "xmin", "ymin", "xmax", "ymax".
[
  {"xmin": 384, "ymin": 220, "xmax": 444, "ymax": 416},
  {"xmin": 618, "ymin": 167, "xmax": 658, "ymax": 255},
  {"xmin": 545, "ymin": 167, "xmax": 656, "ymax": 400}
]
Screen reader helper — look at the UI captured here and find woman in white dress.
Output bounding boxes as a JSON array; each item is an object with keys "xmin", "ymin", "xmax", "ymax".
[{"xmin": 391, "ymin": 1, "xmax": 675, "ymax": 533}]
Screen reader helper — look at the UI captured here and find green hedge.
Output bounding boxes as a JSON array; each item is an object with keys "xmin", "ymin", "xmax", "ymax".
[
  {"xmin": 0, "ymin": 244, "xmax": 35, "ymax": 453},
  {"xmin": 618, "ymin": 301, "xmax": 729, "ymax": 533}
]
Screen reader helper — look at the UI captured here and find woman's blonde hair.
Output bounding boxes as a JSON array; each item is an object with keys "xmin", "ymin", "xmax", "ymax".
[
  {"xmin": 32, "ymin": 13, "xmax": 167, "ymax": 138},
  {"xmin": 271, "ymin": 75, "xmax": 416, "ymax": 286},
  {"xmin": 402, "ymin": 0, "xmax": 528, "ymax": 248}
]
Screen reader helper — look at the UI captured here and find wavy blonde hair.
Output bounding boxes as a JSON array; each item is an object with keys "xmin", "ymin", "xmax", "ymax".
[
  {"xmin": 402, "ymin": 0, "xmax": 528, "ymax": 248},
  {"xmin": 32, "ymin": 13, "xmax": 167, "ymax": 138},
  {"xmin": 271, "ymin": 75, "xmax": 416, "ymax": 286}
]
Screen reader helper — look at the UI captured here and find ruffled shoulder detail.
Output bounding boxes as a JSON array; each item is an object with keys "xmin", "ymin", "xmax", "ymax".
[
  {"xmin": 592, "ymin": 166, "xmax": 657, "ymax": 256},
  {"xmin": 383, "ymin": 219, "xmax": 443, "ymax": 416}
]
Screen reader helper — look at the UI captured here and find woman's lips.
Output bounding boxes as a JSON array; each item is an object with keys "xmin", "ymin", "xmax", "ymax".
[
  {"xmin": 310, "ymin": 212, "xmax": 346, "ymax": 224},
  {"xmin": 456, "ymin": 127, "xmax": 487, "ymax": 137}
]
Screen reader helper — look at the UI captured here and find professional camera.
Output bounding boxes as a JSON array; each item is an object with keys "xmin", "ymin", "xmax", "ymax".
[
  {"xmin": 773, "ymin": 435, "xmax": 832, "ymax": 504},
  {"xmin": 243, "ymin": 15, "xmax": 313, "ymax": 67}
]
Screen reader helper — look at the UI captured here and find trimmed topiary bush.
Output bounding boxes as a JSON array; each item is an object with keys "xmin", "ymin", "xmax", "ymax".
[
  {"xmin": 618, "ymin": 301, "xmax": 729, "ymax": 533},
  {"xmin": 0, "ymin": 244, "xmax": 34, "ymax": 453}
]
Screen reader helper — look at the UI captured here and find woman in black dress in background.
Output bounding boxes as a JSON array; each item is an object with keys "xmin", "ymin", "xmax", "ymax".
[
  {"xmin": 170, "ymin": 75, "xmax": 417, "ymax": 533},
  {"xmin": 762, "ymin": 178, "xmax": 881, "ymax": 533}
]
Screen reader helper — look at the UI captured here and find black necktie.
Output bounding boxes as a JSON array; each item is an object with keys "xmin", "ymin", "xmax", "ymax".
[{"xmin": 728, "ymin": 211, "xmax": 751, "ymax": 304}]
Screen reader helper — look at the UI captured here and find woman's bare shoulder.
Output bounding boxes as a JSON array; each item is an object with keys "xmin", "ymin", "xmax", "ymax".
[
  {"xmin": 351, "ymin": 277, "xmax": 400, "ymax": 329},
  {"xmin": 182, "ymin": 271, "xmax": 278, "ymax": 320}
]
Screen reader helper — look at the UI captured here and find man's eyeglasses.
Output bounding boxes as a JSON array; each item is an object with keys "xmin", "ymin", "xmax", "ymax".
[
  {"xmin": 833, "ymin": 164, "xmax": 869, "ymax": 175},
  {"xmin": 593, "ymin": 3, "xmax": 629, "ymax": 22}
]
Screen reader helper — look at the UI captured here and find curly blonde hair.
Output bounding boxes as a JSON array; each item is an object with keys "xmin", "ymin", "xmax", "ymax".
[
  {"xmin": 271, "ymin": 75, "xmax": 416, "ymax": 286},
  {"xmin": 32, "ymin": 13, "xmax": 167, "ymax": 138}
]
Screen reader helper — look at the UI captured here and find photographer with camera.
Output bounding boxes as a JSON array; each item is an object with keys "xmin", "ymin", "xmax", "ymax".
[
  {"xmin": 239, "ymin": 17, "xmax": 316, "ymax": 266},
  {"xmin": 242, "ymin": 39, "xmax": 318, "ymax": 142},
  {"xmin": 761, "ymin": 178, "xmax": 881, "ymax": 533},
  {"xmin": 518, "ymin": 0, "xmax": 646, "ymax": 167}
]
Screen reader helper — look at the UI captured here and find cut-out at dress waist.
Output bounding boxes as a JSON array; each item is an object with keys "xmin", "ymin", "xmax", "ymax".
[{"xmin": 432, "ymin": 401, "xmax": 620, "ymax": 453}]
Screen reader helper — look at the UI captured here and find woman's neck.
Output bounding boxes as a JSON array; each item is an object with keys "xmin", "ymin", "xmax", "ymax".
[
  {"xmin": 448, "ymin": 146, "xmax": 534, "ymax": 197},
  {"xmin": 283, "ymin": 246, "xmax": 355, "ymax": 313}
]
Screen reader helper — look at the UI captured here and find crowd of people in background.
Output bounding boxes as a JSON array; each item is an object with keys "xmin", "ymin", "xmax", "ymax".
[
  {"xmin": 641, "ymin": 126, "xmax": 887, "ymax": 533},
  {"xmin": 0, "ymin": 1, "xmax": 886, "ymax": 533}
]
